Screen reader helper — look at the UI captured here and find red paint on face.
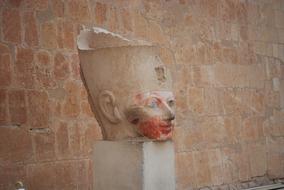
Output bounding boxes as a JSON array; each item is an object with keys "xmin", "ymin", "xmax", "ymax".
[
  {"xmin": 138, "ymin": 117, "xmax": 173, "ymax": 140},
  {"xmin": 128, "ymin": 91, "xmax": 175, "ymax": 140}
]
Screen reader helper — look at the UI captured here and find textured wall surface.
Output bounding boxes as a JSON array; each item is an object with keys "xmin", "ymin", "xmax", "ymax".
[{"xmin": 0, "ymin": 0, "xmax": 284, "ymax": 189}]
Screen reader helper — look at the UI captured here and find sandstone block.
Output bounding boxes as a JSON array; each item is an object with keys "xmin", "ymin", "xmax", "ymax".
[
  {"xmin": 28, "ymin": 90, "xmax": 49, "ymax": 128},
  {"xmin": 55, "ymin": 121, "xmax": 70, "ymax": 159},
  {"xmin": 54, "ymin": 52, "xmax": 70, "ymax": 80},
  {"xmin": 57, "ymin": 21, "xmax": 75, "ymax": 49},
  {"xmin": 27, "ymin": 162, "xmax": 56, "ymax": 189},
  {"xmin": 51, "ymin": 0, "xmax": 64, "ymax": 17},
  {"xmin": 95, "ymin": 2, "xmax": 107, "ymax": 25},
  {"xmin": 8, "ymin": 90, "xmax": 27, "ymax": 125},
  {"xmin": 247, "ymin": 141, "xmax": 266, "ymax": 177},
  {"xmin": 15, "ymin": 48, "xmax": 35, "ymax": 88},
  {"xmin": 25, "ymin": 0, "xmax": 48, "ymax": 10},
  {"xmin": 68, "ymin": 0, "xmax": 91, "ymax": 22},
  {"xmin": 2, "ymin": 9, "xmax": 21, "ymax": 43},
  {"xmin": 0, "ymin": 164, "xmax": 26, "ymax": 190},
  {"xmin": 33, "ymin": 131, "xmax": 56, "ymax": 161},
  {"xmin": 193, "ymin": 150, "xmax": 211, "ymax": 187},
  {"xmin": 0, "ymin": 54, "xmax": 12, "ymax": 87},
  {"xmin": 176, "ymin": 152, "xmax": 195, "ymax": 190},
  {"xmin": 40, "ymin": 22, "xmax": 57, "ymax": 48},
  {"xmin": 0, "ymin": 127, "xmax": 32, "ymax": 162},
  {"xmin": 0, "ymin": 90, "xmax": 8, "ymax": 125},
  {"xmin": 23, "ymin": 11, "xmax": 39, "ymax": 46}
]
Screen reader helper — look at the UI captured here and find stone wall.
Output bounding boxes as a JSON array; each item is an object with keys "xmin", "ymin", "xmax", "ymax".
[{"xmin": 0, "ymin": 0, "xmax": 283, "ymax": 189}]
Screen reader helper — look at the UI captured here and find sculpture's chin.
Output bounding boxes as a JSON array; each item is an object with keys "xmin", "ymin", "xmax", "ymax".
[
  {"xmin": 155, "ymin": 131, "xmax": 173, "ymax": 141},
  {"xmin": 137, "ymin": 117, "xmax": 174, "ymax": 140}
]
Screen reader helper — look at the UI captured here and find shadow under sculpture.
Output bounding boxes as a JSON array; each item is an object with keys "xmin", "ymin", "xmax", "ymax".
[{"xmin": 77, "ymin": 27, "xmax": 175, "ymax": 141}]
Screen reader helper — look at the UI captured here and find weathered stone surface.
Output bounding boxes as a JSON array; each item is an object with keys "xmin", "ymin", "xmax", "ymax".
[
  {"xmin": 95, "ymin": 2, "xmax": 107, "ymax": 25},
  {"xmin": 0, "ymin": 127, "xmax": 33, "ymax": 162},
  {"xmin": 280, "ymin": 79, "xmax": 284, "ymax": 109},
  {"xmin": 35, "ymin": 50, "xmax": 56, "ymax": 88},
  {"xmin": 15, "ymin": 47, "xmax": 35, "ymax": 88},
  {"xmin": 27, "ymin": 159, "xmax": 92, "ymax": 189},
  {"xmin": 192, "ymin": 64, "xmax": 266, "ymax": 88},
  {"xmin": 82, "ymin": 122, "xmax": 102, "ymax": 155},
  {"xmin": 54, "ymin": 52, "xmax": 70, "ymax": 80},
  {"xmin": 51, "ymin": 0, "xmax": 64, "ymax": 17},
  {"xmin": 0, "ymin": 164, "xmax": 26, "ymax": 190},
  {"xmin": 248, "ymin": 141, "xmax": 266, "ymax": 177},
  {"xmin": 176, "ymin": 152, "xmax": 195, "ymax": 190},
  {"xmin": 27, "ymin": 162, "xmax": 56, "ymax": 189},
  {"xmin": 188, "ymin": 87, "xmax": 204, "ymax": 114},
  {"xmin": 54, "ymin": 161, "xmax": 78, "ymax": 188},
  {"xmin": 0, "ymin": 43, "xmax": 12, "ymax": 88},
  {"xmin": 24, "ymin": 0, "xmax": 49, "ymax": 10},
  {"xmin": 174, "ymin": 125, "xmax": 204, "ymax": 152},
  {"xmin": 69, "ymin": 122, "xmax": 82, "ymax": 157},
  {"xmin": 55, "ymin": 121, "xmax": 70, "ymax": 159},
  {"xmin": 33, "ymin": 131, "xmax": 56, "ymax": 161},
  {"xmin": 23, "ymin": 11, "xmax": 39, "ymax": 46},
  {"xmin": 57, "ymin": 21, "xmax": 75, "ymax": 50},
  {"xmin": 62, "ymin": 80, "xmax": 80, "ymax": 118},
  {"xmin": 2, "ymin": 9, "xmax": 21, "ymax": 43},
  {"xmin": 0, "ymin": 53, "xmax": 12, "ymax": 87},
  {"xmin": 28, "ymin": 90, "xmax": 49, "ymax": 128},
  {"xmin": 193, "ymin": 150, "xmax": 212, "ymax": 187},
  {"xmin": 67, "ymin": 0, "xmax": 91, "ymax": 22},
  {"xmin": 8, "ymin": 90, "xmax": 27, "ymax": 125},
  {"xmin": 108, "ymin": 6, "xmax": 119, "ymax": 31},
  {"xmin": 267, "ymin": 137, "xmax": 284, "ymax": 179},
  {"xmin": 208, "ymin": 148, "xmax": 223, "ymax": 186},
  {"xmin": 40, "ymin": 21, "xmax": 57, "ymax": 48},
  {"xmin": 0, "ymin": 90, "xmax": 8, "ymax": 125},
  {"xmin": 221, "ymin": 143, "xmax": 253, "ymax": 183}
]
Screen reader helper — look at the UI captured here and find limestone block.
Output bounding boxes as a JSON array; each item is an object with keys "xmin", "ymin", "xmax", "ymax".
[{"xmin": 93, "ymin": 140, "xmax": 175, "ymax": 190}]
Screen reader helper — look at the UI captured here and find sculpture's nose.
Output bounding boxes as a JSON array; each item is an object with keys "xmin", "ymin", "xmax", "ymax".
[
  {"xmin": 163, "ymin": 103, "xmax": 175, "ymax": 121},
  {"xmin": 167, "ymin": 109, "xmax": 175, "ymax": 121},
  {"xmin": 168, "ymin": 113, "xmax": 175, "ymax": 121}
]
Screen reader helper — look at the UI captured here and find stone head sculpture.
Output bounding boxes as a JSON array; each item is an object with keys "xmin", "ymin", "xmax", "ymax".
[{"xmin": 77, "ymin": 27, "xmax": 175, "ymax": 141}]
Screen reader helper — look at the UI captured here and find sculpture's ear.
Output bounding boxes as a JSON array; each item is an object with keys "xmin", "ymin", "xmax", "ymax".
[{"xmin": 98, "ymin": 90, "xmax": 122, "ymax": 124}]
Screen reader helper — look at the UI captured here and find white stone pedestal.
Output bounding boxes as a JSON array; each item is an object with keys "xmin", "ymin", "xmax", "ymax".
[{"xmin": 92, "ymin": 140, "xmax": 175, "ymax": 190}]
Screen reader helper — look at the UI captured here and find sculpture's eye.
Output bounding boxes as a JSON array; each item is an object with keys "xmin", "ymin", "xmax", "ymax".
[
  {"xmin": 167, "ymin": 99, "xmax": 175, "ymax": 107},
  {"xmin": 131, "ymin": 118, "xmax": 139, "ymax": 125},
  {"xmin": 147, "ymin": 98, "xmax": 159, "ymax": 108}
]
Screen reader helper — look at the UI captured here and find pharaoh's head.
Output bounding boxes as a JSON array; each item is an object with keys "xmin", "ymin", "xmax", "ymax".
[{"xmin": 77, "ymin": 28, "xmax": 175, "ymax": 141}]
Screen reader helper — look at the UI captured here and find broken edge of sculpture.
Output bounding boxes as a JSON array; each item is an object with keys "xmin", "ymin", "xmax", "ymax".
[
  {"xmin": 77, "ymin": 27, "xmax": 153, "ymax": 50},
  {"xmin": 77, "ymin": 27, "xmax": 175, "ymax": 141}
]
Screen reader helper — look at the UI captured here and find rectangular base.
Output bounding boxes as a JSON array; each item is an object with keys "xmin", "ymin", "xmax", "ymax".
[{"xmin": 93, "ymin": 140, "xmax": 175, "ymax": 190}]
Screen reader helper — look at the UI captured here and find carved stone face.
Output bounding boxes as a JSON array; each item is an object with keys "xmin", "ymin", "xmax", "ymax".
[
  {"xmin": 77, "ymin": 27, "xmax": 175, "ymax": 141},
  {"xmin": 125, "ymin": 91, "xmax": 175, "ymax": 140}
]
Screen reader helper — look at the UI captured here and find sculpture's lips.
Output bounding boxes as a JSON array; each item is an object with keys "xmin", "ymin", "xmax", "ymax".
[
  {"xmin": 137, "ymin": 117, "xmax": 174, "ymax": 139},
  {"xmin": 159, "ymin": 122, "xmax": 173, "ymax": 134}
]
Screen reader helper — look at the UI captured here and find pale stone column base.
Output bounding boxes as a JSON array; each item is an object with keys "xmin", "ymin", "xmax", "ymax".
[{"xmin": 92, "ymin": 140, "xmax": 175, "ymax": 190}]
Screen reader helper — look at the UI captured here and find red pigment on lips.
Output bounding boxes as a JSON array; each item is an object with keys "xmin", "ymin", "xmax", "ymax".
[{"xmin": 138, "ymin": 117, "xmax": 173, "ymax": 140}]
